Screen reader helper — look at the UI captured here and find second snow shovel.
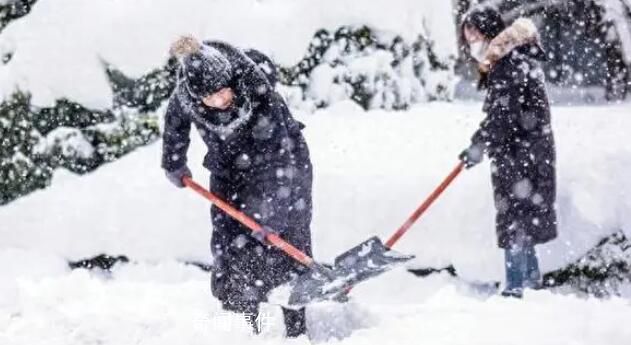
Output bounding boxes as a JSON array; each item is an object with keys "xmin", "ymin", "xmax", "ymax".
[
  {"xmin": 338, "ymin": 162, "xmax": 466, "ymax": 296},
  {"xmin": 275, "ymin": 161, "xmax": 464, "ymax": 306},
  {"xmin": 384, "ymin": 162, "xmax": 465, "ymax": 248},
  {"xmin": 182, "ymin": 177, "xmax": 413, "ymax": 308}
]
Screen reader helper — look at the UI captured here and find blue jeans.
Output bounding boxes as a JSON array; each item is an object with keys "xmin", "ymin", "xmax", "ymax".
[{"xmin": 504, "ymin": 243, "xmax": 541, "ymax": 294}]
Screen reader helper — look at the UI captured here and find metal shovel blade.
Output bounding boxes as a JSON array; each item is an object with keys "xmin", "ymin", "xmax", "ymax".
[{"xmin": 269, "ymin": 236, "xmax": 414, "ymax": 308}]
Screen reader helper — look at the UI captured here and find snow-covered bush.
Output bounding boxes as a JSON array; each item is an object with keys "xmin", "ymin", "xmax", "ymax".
[
  {"xmin": 81, "ymin": 109, "xmax": 159, "ymax": 165},
  {"xmin": 35, "ymin": 98, "xmax": 114, "ymax": 134},
  {"xmin": 102, "ymin": 25, "xmax": 457, "ymax": 113},
  {"xmin": 544, "ymin": 231, "xmax": 631, "ymax": 297},
  {"xmin": 0, "ymin": 90, "xmax": 159, "ymax": 205},
  {"xmin": 279, "ymin": 26, "xmax": 456, "ymax": 110},
  {"xmin": 105, "ymin": 59, "xmax": 178, "ymax": 113},
  {"xmin": 0, "ymin": 0, "xmax": 458, "ymax": 204},
  {"xmin": 0, "ymin": 0, "xmax": 36, "ymax": 33},
  {"xmin": 0, "ymin": 26, "xmax": 455, "ymax": 204},
  {"xmin": 41, "ymin": 109, "xmax": 159, "ymax": 174},
  {"xmin": 0, "ymin": 91, "xmax": 52, "ymax": 205},
  {"xmin": 484, "ymin": 0, "xmax": 631, "ymax": 100},
  {"xmin": 597, "ymin": 0, "xmax": 631, "ymax": 100}
]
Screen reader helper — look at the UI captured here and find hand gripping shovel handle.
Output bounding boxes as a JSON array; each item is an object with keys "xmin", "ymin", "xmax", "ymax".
[
  {"xmin": 182, "ymin": 177, "xmax": 328, "ymax": 275},
  {"xmin": 385, "ymin": 162, "xmax": 464, "ymax": 248}
]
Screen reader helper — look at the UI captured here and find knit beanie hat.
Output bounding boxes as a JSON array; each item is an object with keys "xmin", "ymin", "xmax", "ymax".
[{"xmin": 170, "ymin": 36, "xmax": 233, "ymax": 99}]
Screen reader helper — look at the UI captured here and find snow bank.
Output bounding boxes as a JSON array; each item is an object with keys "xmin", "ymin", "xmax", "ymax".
[
  {"xmin": 0, "ymin": 0, "xmax": 456, "ymax": 108},
  {"xmin": 1, "ymin": 101, "xmax": 630, "ymax": 283},
  {"xmin": 1, "ymin": 259, "xmax": 630, "ymax": 344}
]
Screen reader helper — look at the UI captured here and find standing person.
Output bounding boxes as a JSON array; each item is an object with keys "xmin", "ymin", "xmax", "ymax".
[
  {"xmin": 459, "ymin": 7, "xmax": 558, "ymax": 297},
  {"xmin": 161, "ymin": 36, "xmax": 313, "ymax": 337}
]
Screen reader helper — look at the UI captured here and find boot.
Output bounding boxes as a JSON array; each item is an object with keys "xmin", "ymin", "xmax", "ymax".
[
  {"xmin": 502, "ymin": 242, "xmax": 541, "ymax": 297},
  {"xmin": 283, "ymin": 307, "xmax": 307, "ymax": 338},
  {"xmin": 502, "ymin": 244, "xmax": 527, "ymax": 298},
  {"xmin": 523, "ymin": 245, "xmax": 542, "ymax": 290}
]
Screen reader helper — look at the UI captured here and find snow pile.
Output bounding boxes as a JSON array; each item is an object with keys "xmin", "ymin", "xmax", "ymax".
[
  {"xmin": 0, "ymin": 0, "xmax": 457, "ymax": 108},
  {"xmin": 1, "ymin": 257, "xmax": 631, "ymax": 344}
]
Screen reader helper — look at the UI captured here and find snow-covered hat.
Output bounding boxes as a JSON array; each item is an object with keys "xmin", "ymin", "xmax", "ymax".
[
  {"xmin": 170, "ymin": 36, "xmax": 233, "ymax": 99},
  {"xmin": 462, "ymin": 6, "xmax": 506, "ymax": 40}
]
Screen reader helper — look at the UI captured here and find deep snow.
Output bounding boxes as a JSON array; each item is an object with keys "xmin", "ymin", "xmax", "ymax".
[
  {"xmin": 2, "ymin": 101, "xmax": 631, "ymax": 343},
  {"xmin": 2, "ymin": 262, "xmax": 631, "ymax": 345}
]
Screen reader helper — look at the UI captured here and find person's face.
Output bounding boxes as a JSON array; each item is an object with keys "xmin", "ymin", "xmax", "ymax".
[
  {"xmin": 464, "ymin": 24, "xmax": 486, "ymax": 45},
  {"xmin": 202, "ymin": 87, "xmax": 235, "ymax": 110}
]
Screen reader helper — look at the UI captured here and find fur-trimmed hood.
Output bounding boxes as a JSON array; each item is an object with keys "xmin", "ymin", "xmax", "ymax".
[{"xmin": 481, "ymin": 18, "xmax": 545, "ymax": 70}]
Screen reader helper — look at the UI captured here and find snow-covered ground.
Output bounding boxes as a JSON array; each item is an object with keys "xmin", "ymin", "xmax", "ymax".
[
  {"xmin": 2, "ymin": 0, "xmax": 630, "ymax": 343},
  {"xmin": 2, "ymin": 101, "xmax": 631, "ymax": 344},
  {"xmin": 3, "ymin": 263, "xmax": 631, "ymax": 345}
]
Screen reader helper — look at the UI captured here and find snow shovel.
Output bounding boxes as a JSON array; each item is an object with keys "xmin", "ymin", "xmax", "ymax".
[
  {"xmin": 274, "ymin": 162, "xmax": 465, "ymax": 305},
  {"xmin": 340, "ymin": 161, "xmax": 466, "ymax": 296},
  {"xmin": 182, "ymin": 177, "xmax": 414, "ymax": 308}
]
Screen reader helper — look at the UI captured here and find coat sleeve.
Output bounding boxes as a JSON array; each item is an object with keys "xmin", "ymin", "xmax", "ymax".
[
  {"xmin": 161, "ymin": 95, "xmax": 192, "ymax": 172},
  {"xmin": 470, "ymin": 67, "xmax": 523, "ymax": 157}
]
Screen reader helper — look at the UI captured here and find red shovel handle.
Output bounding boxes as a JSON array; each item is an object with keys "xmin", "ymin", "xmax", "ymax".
[
  {"xmin": 344, "ymin": 162, "xmax": 464, "ymax": 296},
  {"xmin": 182, "ymin": 176, "xmax": 316, "ymax": 268},
  {"xmin": 385, "ymin": 162, "xmax": 464, "ymax": 248}
]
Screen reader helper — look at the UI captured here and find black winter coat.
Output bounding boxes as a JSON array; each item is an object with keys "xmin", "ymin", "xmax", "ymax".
[
  {"xmin": 472, "ymin": 44, "xmax": 557, "ymax": 249},
  {"xmin": 161, "ymin": 43, "xmax": 313, "ymax": 308}
]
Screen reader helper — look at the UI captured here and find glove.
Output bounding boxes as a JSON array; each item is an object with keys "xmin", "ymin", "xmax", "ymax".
[
  {"xmin": 165, "ymin": 165, "xmax": 192, "ymax": 188},
  {"xmin": 459, "ymin": 144, "xmax": 484, "ymax": 169}
]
